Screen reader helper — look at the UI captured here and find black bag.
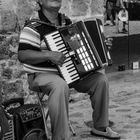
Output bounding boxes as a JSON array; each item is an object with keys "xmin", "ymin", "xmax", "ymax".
[{"xmin": 13, "ymin": 104, "xmax": 47, "ymax": 140}]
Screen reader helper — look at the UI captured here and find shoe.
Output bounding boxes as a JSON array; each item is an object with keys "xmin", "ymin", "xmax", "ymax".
[{"xmin": 90, "ymin": 127, "xmax": 121, "ymax": 139}]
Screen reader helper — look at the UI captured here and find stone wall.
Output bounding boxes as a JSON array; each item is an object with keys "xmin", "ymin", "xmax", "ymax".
[
  {"xmin": 0, "ymin": 0, "xmax": 103, "ymax": 32},
  {"xmin": 0, "ymin": 0, "xmax": 103, "ymax": 103}
]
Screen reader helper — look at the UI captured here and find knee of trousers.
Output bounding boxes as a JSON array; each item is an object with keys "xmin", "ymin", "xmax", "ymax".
[
  {"xmin": 50, "ymin": 79, "xmax": 70, "ymax": 97},
  {"xmin": 33, "ymin": 74, "xmax": 69, "ymax": 96},
  {"xmin": 90, "ymin": 73, "xmax": 109, "ymax": 95},
  {"xmin": 89, "ymin": 73, "xmax": 109, "ymax": 104},
  {"xmin": 56, "ymin": 80, "xmax": 69, "ymax": 91},
  {"xmin": 97, "ymin": 73, "xmax": 108, "ymax": 86},
  {"xmin": 95, "ymin": 73, "xmax": 109, "ymax": 98}
]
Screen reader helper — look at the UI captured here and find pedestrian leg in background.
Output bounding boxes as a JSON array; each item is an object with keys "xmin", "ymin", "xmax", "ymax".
[
  {"xmin": 122, "ymin": 21, "xmax": 128, "ymax": 33},
  {"xmin": 104, "ymin": 8, "xmax": 115, "ymax": 26},
  {"xmin": 115, "ymin": 13, "xmax": 119, "ymax": 33},
  {"xmin": 104, "ymin": 7, "xmax": 108, "ymax": 26},
  {"xmin": 108, "ymin": 9, "xmax": 115, "ymax": 26}
]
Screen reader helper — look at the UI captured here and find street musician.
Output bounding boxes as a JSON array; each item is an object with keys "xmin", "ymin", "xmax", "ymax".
[{"xmin": 18, "ymin": 0, "xmax": 120, "ymax": 139}]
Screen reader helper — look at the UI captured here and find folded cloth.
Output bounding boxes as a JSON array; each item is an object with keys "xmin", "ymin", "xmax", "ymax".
[{"xmin": 91, "ymin": 127, "xmax": 120, "ymax": 139}]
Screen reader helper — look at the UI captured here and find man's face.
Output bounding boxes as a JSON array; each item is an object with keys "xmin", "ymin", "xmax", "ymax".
[{"xmin": 40, "ymin": 0, "xmax": 62, "ymax": 11}]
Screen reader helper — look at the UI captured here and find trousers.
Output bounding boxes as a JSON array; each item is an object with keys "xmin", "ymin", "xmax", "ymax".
[
  {"xmin": 28, "ymin": 70, "xmax": 109, "ymax": 139},
  {"xmin": 104, "ymin": 2, "xmax": 115, "ymax": 24},
  {"xmin": 73, "ymin": 71, "xmax": 109, "ymax": 129},
  {"xmin": 28, "ymin": 72, "xmax": 70, "ymax": 140}
]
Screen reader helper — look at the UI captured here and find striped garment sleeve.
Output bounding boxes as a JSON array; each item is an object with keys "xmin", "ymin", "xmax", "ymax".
[{"xmin": 18, "ymin": 26, "xmax": 41, "ymax": 51}]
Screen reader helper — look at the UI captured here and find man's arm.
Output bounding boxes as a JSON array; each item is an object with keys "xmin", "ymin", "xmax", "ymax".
[
  {"xmin": 18, "ymin": 49, "xmax": 49, "ymax": 64},
  {"xmin": 18, "ymin": 24, "xmax": 66, "ymax": 66},
  {"xmin": 18, "ymin": 49, "xmax": 66, "ymax": 66}
]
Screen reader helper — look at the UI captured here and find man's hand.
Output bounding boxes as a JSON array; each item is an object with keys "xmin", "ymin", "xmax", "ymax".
[
  {"xmin": 105, "ymin": 37, "xmax": 113, "ymax": 50},
  {"xmin": 49, "ymin": 51, "xmax": 66, "ymax": 66}
]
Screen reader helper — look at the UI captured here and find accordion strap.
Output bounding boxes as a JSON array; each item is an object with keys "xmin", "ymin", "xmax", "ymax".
[
  {"xmin": 25, "ymin": 19, "xmax": 56, "ymax": 27},
  {"xmin": 24, "ymin": 19, "xmax": 65, "ymax": 29}
]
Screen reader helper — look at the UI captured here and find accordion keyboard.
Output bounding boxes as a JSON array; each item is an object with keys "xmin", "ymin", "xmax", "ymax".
[
  {"xmin": 45, "ymin": 31, "xmax": 80, "ymax": 84},
  {"xmin": 44, "ymin": 21, "xmax": 102, "ymax": 86}
]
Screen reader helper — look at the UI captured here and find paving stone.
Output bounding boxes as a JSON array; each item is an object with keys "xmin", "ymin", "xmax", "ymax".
[{"xmin": 69, "ymin": 70, "xmax": 140, "ymax": 140}]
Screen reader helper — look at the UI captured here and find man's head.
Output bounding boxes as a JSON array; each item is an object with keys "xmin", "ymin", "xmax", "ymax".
[{"xmin": 38, "ymin": 0, "xmax": 62, "ymax": 12}]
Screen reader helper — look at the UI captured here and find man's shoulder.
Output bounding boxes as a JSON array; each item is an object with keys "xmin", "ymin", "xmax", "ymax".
[
  {"xmin": 23, "ymin": 12, "xmax": 42, "ymax": 30},
  {"xmin": 24, "ymin": 19, "xmax": 42, "ymax": 28},
  {"xmin": 24, "ymin": 11, "xmax": 46, "ymax": 29}
]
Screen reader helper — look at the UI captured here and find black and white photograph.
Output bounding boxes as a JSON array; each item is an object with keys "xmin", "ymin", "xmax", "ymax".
[{"xmin": 0, "ymin": 0, "xmax": 140, "ymax": 140}]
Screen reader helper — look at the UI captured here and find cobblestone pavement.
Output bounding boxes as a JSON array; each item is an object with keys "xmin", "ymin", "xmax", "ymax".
[{"xmin": 69, "ymin": 69, "xmax": 140, "ymax": 140}]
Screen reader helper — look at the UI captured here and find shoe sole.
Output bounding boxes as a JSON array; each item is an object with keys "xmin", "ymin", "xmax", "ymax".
[{"xmin": 90, "ymin": 130, "xmax": 121, "ymax": 140}]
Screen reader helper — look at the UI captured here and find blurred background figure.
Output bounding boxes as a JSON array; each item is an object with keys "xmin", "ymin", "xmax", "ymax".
[
  {"xmin": 115, "ymin": 0, "xmax": 128, "ymax": 33},
  {"xmin": 104, "ymin": 0, "xmax": 116, "ymax": 26}
]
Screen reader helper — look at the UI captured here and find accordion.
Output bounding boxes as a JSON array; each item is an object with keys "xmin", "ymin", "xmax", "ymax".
[
  {"xmin": 44, "ymin": 19, "xmax": 112, "ymax": 87},
  {"xmin": 84, "ymin": 18, "xmax": 112, "ymax": 66}
]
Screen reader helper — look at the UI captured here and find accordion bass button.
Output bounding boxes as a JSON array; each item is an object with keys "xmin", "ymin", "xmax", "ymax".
[{"xmin": 69, "ymin": 51, "xmax": 75, "ymax": 56}]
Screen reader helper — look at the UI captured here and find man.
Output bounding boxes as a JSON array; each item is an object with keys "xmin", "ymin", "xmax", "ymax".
[
  {"xmin": 18, "ymin": 0, "xmax": 120, "ymax": 139},
  {"xmin": 104, "ymin": 0, "xmax": 116, "ymax": 26}
]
